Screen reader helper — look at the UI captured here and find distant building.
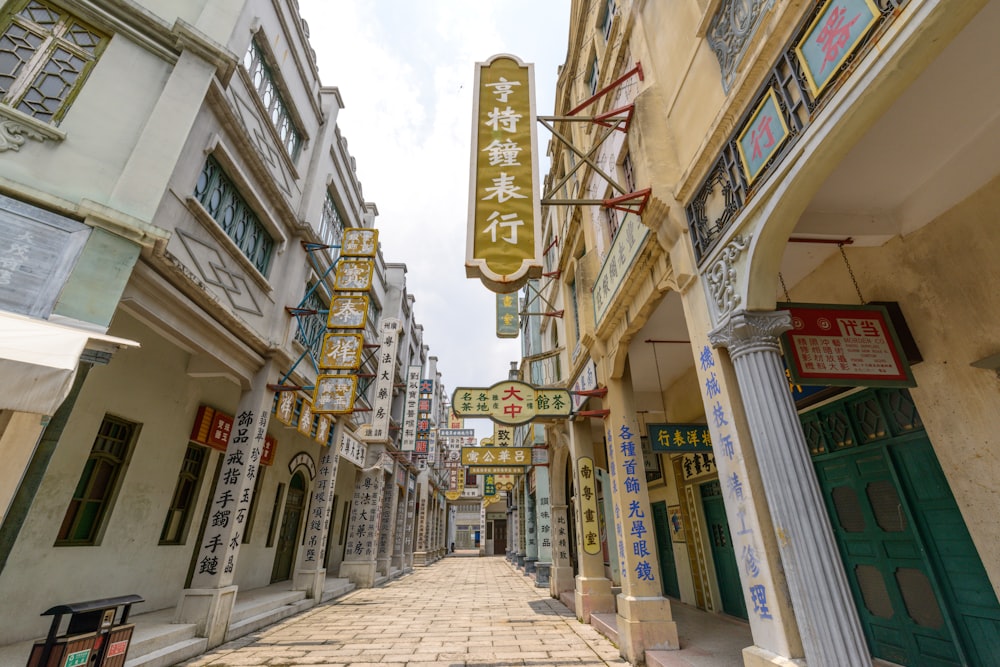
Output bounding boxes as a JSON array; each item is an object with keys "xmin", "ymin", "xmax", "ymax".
[{"xmin": 0, "ymin": 0, "xmax": 448, "ymax": 662}]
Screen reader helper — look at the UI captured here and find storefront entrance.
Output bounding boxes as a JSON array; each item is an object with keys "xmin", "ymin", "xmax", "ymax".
[
  {"xmin": 805, "ymin": 388, "xmax": 1000, "ymax": 666},
  {"xmin": 652, "ymin": 501, "xmax": 680, "ymax": 598},
  {"xmin": 701, "ymin": 480, "xmax": 747, "ymax": 619},
  {"xmin": 271, "ymin": 471, "xmax": 305, "ymax": 582}
]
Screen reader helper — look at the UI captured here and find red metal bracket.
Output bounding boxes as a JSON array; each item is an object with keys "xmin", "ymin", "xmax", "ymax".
[
  {"xmin": 593, "ymin": 104, "xmax": 635, "ymax": 133},
  {"xmin": 575, "ymin": 409, "xmax": 611, "ymax": 418},
  {"xmin": 542, "ymin": 270, "xmax": 562, "ymax": 278},
  {"xmin": 603, "ymin": 188, "xmax": 651, "ymax": 216},
  {"xmin": 267, "ymin": 383, "xmax": 303, "ymax": 391},
  {"xmin": 568, "ymin": 62, "xmax": 643, "ymax": 117},
  {"xmin": 543, "ymin": 236, "xmax": 559, "ymax": 254},
  {"xmin": 571, "ymin": 387, "xmax": 608, "ymax": 398}
]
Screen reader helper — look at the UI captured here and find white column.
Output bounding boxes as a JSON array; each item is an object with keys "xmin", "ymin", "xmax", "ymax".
[{"xmin": 709, "ymin": 310, "xmax": 869, "ymax": 667}]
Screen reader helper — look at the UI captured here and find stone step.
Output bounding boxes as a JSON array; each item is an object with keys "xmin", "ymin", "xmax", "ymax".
[
  {"xmin": 124, "ymin": 637, "xmax": 207, "ymax": 667},
  {"xmin": 224, "ymin": 598, "xmax": 313, "ymax": 643}
]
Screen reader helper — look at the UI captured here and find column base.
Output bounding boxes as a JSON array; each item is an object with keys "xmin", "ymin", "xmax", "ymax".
[
  {"xmin": 412, "ymin": 550, "xmax": 431, "ymax": 566},
  {"xmin": 175, "ymin": 585, "xmax": 238, "ymax": 649},
  {"xmin": 292, "ymin": 567, "xmax": 326, "ymax": 600},
  {"xmin": 615, "ymin": 594, "xmax": 679, "ymax": 663},
  {"xmin": 534, "ymin": 562, "xmax": 551, "ymax": 587},
  {"xmin": 550, "ymin": 565, "xmax": 575, "ymax": 599},
  {"xmin": 575, "ymin": 575, "xmax": 616, "ymax": 623},
  {"xmin": 742, "ymin": 645, "xmax": 806, "ymax": 666},
  {"xmin": 525, "ymin": 557, "xmax": 537, "ymax": 575},
  {"xmin": 339, "ymin": 560, "xmax": 377, "ymax": 587}
]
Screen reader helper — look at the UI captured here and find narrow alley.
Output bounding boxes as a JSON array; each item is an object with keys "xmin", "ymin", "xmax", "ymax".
[{"xmin": 176, "ymin": 554, "xmax": 750, "ymax": 667}]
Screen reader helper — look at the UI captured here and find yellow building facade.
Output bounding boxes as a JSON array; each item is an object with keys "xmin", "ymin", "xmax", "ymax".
[{"xmin": 536, "ymin": 0, "xmax": 1000, "ymax": 665}]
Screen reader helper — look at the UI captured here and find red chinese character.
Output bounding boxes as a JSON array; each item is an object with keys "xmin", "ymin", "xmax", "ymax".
[
  {"xmin": 816, "ymin": 5, "xmax": 861, "ymax": 73},
  {"xmin": 751, "ymin": 114, "xmax": 775, "ymax": 161}
]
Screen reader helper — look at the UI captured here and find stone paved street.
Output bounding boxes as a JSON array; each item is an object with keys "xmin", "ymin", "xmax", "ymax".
[{"xmin": 179, "ymin": 556, "xmax": 629, "ymax": 666}]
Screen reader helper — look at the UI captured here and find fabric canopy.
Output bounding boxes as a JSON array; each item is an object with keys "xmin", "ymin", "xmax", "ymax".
[{"xmin": 0, "ymin": 311, "xmax": 139, "ymax": 415}]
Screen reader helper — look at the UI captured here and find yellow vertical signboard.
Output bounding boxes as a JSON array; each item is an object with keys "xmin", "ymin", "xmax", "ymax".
[{"xmin": 466, "ymin": 54, "xmax": 542, "ymax": 293}]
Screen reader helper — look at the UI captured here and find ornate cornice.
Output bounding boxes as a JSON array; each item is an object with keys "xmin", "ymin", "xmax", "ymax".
[
  {"xmin": 708, "ymin": 309, "xmax": 790, "ymax": 358},
  {"xmin": 0, "ymin": 107, "xmax": 65, "ymax": 152}
]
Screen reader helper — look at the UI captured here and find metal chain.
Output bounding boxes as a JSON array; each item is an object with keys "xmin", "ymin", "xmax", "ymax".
[
  {"xmin": 839, "ymin": 243, "xmax": 866, "ymax": 304},
  {"xmin": 778, "ymin": 272, "xmax": 791, "ymax": 303}
]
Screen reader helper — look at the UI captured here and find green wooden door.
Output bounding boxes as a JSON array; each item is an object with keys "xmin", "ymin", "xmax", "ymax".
[
  {"xmin": 652, "ymin": 501, "xmax": 680, "ymax": 598},
  {"xmin": 701, "ymin": 481, "xmax": 747, "ymax": 619},
  {"xmin": 806, "ymin": 388, "xmax": 1000, "ymax": 666},
  {"xmin": 271, "ymin": 472, "xmax": 305, "ymax": 583}
]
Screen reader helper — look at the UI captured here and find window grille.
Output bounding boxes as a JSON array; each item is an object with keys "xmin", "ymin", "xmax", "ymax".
[
  {"xmin": 243, "ymin": 37, "xmax": 302, "ymax": 160},
  {"xmin": 0, "ymin": 0, "xmax": 108, "ymax": 123},
  {"xmin": 194, "ymin": 155, "xmax": 275, "ymax": 276},
  {"xmin": 320, "ymin": 192, "xmax": 346, "ymax": 258}
]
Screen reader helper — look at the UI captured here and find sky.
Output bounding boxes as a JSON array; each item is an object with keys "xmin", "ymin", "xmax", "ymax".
[{"xmin": 297, "ymin": 1, "xmax": 572, "ymax": 440}]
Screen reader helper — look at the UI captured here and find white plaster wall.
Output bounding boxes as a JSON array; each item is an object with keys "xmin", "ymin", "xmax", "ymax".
[{"xmin": 785, "ymin": 173, "xmax": 1000, "ymax": 593}]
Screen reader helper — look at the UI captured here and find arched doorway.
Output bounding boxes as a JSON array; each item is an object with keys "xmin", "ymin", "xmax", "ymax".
[{"xmin": 271, "ymin": 471, "xmax": 306, "ymax": 582}]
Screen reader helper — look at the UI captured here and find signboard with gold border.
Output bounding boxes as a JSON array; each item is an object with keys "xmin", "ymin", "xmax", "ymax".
[
  {"xmin": 466, "ymin": 53, "xmax": 542, "ymax": 293},
  {"xmin": 461, "ymin": 446, "xmax": 531, "ymax": 466},
  {"xmin": 342, "ymin": 228, "xmax": 378, "ymax": 257},
  {"xmin": 577, "ymin": 456, "xmax": 601, "ymax": 555},
  {"xmin": 327, "ymin": 295, "xmax": 369, "ymax": 329},
  {"xmin": 333, "ymin": 259, "xmax": 374, "ymax": 291},
  {"xmin": 297, "ymin": 400, "xmax": 314, "ymax": 436},
  {"xmin": 312, "ymin": 374, "xmax": 357, "ymax": 414},
  {"xmin": 794, "ymin": 0, "xmax": 880, "ymax": 98},
  {"xmin": 319, "ymin": 332, "xmax": 364, "ymax": 370},
  {"xmin": 736, "ymin": 88, "xmax": 790, "ymax": 186},
  {"xmin": 274, "ymin": 392, "xmax": 297, "ymax": 426},
  {"xmin": 314, "ymin": 415, "xmax": 331, "ymax": 445}
]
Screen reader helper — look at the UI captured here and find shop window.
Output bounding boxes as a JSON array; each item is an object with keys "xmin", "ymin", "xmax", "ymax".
[
  {"xmin": 56, "ymin": 415, "xmax": 138, "ymax": 545},
  {"xmin": 159, "ymin": 444, "xmax": 207, "ymax": 544},
  {"xmin": 0, "ymin": 0, "xmax": 109, "ymax": 124},
  {"xmin": 193, "ymin": 155, "xmax": 275, "ymax": 276}
]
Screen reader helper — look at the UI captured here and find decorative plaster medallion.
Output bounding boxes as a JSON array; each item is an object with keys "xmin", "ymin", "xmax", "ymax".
[{"xmin": 705, "ymin": 234, "xmax": 750, "ymax": 320}]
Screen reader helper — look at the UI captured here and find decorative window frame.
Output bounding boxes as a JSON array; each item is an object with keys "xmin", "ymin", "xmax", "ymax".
[{"xmin": 241, "ymin": 30, "xmax": 305, "ymax": 162}]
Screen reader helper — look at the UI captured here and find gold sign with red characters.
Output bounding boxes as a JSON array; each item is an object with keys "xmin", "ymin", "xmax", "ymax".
[
  {"xmin": 451, "ymin": 380, "xmax": 571, "ymax": 425},
  {"xmin": 466, "ymin": 54, "xmax": 542, "ymax": 293}
]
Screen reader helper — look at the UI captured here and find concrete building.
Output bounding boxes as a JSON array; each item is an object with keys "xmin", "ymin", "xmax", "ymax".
[
  {"xmin": 0, "ymin": 0, "xmax": 448, "ymax": 663},
  {"xmin": 524, "ymin": 0, "xmax": 1000, "ymax": 665}
]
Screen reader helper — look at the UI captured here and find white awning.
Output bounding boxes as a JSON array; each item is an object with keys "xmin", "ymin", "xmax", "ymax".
[{"xmin": 0, "ymin": 311, "xmax": 139, "ymax": 415}]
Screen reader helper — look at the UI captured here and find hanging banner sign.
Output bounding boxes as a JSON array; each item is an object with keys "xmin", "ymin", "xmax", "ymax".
[
  {"xmin": 780, "ymin": 303, "xmax": 915, "ymax": 387},
  {"xmin": 364, "ymin": 318, "xmax": 401, "ymax": 439},
  {"xmin": 401, "ymin": 365, "xmax": 421, "ymax": 451},
  {"xmin": 496, "ymin": 292, "xmax": 520, "ymax": 338},
  {"xmin": 452, "ymin": 380, "xmax": 571, "ymax": 425},
  {"xmin": 466, "ymin": 53, "xmax": 542, "ymax": 293},
  {"xmin": 648, "ymin": 424, "xmax": 713, "ymax": 453},
  {"xmin": 341, "ymin": 228, "xmax": 378, "ymax": 257},
  {"xmin": 577, "ymin": 457, "xmax": 601, "ymax": 555}
]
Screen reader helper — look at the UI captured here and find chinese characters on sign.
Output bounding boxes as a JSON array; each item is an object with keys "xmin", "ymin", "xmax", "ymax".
[
  {"xmin": 780, "ymin": 303, "xmax": 915, "ymax": 387},
  {"xmin": 648, "ymin": 423, "xmax": 713, "ymax": 453},
  {"xmin": 795, "ymin": 0, "xmax": 880, "ymax": 97},
  {"xmin": 607, "ymin": 422, "xmax": 656, "ymax": 584},
  {"xmin": 577, "ymin": 457, "xmax": 601, "ymax": 556},
  {"xmin": 366, "ymin": 318, "xmax": 401, "ymax": 440},
  {"xmin": 736, "ymin": 88, "xmax": 790, "ymax": 185},
  {"xmin": 451, "ymin": 380, "xmax": 571, "ymax": 425},
  {"xmin": 401, "ymin": 366, "xmax": 421, "ymax": 451},
  {"xmin": 466, "ymin": 54, "xmax": 542, "ymax": 293},
  {"xmin": 496, "ymin": 292, "xmax": 520, "ymax": 338},
  {"xmin": 592, "ymin": 213, "xmax": 650, "ymax": 324}
]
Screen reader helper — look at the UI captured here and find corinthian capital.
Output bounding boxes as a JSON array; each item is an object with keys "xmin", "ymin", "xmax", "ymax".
[{"xmin": 708, "ymin": 309, "xmax": 791, "ymax": 359}]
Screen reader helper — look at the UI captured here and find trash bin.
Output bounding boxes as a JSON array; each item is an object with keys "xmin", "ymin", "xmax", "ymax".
[{"xmin": 26, "ymin": 594, "xmax": 143, "ymax": 667}]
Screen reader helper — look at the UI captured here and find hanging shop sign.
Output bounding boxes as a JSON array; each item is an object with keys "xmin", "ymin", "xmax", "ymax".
[
  {"xmin": 401, "ymin": 365, "xmax": 421, "ymax": 451},
  {"xmin": 468, "ymin": 465, "xmax": 526, "ymax": 476},
  {"xmin": 451, "ymin": 380, "xmax": 571, "ymax": 425},
  {"xmin": 319, "ymin": 333, "xmax": 363, "ymax": 369},
  {"xmin": 780, "ymin": 303, "xmax": 915, "ymax": 388},
  {"xmin": 333, "ymin": 259, "xmax": 374, "ymax": 291},
  {"xmin": 577, "ymin": 457, "xmax": 601, "ymax": 555},
  {"xmin": 339, "ymin": 429, "xmax": 367, "ymax": 467},
  {"xmin": 327, "ymin": 295, "xmax": 369, "ymax": 329},
  {"xmin": 312, "ymin": 374, "xmax": 357, "ymax": 414},
  {"xmin": 191, "ymin": 404, "xmax": 275, "ymax": 465},
  {"xmin": 496, "ymin": 292, "xmax": 520, "ymax": 338},
  {"xmin": 593, "ymin": 213, "xmax": 650, "ymax": 324},
  {"xmin": 648, "ymin": 423, "xmax": 713, "ymax": 453},
  {"xmin": 680, "ymin": 452, "xmax": 716, "ymax": 481},
  {"xmin": 466, "ymin": 53, "xmax": 542, "ymax": 293},
  {"xmin": 493, "ymin": 423, "xmax": 515, "ymax": 446},
  {"xmin": 341, "ymin": 228, "xmax": 378, "ymax": 257},
  {"xmin": 365, "ymin": 318, "xmax": 401, "ymax": 439},
  {"xmin": 296, "ymin": 399, "xmax": 314, "ymax": 437},
  {"xmin": 461, "ymin": 446, "xmax": 531, "ymax": 466}
]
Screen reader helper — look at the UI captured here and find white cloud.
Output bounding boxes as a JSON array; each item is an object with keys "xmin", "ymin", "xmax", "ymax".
[{"xmin": 298, "ymin": 0, "xmax": 570, "ymax": 440}]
